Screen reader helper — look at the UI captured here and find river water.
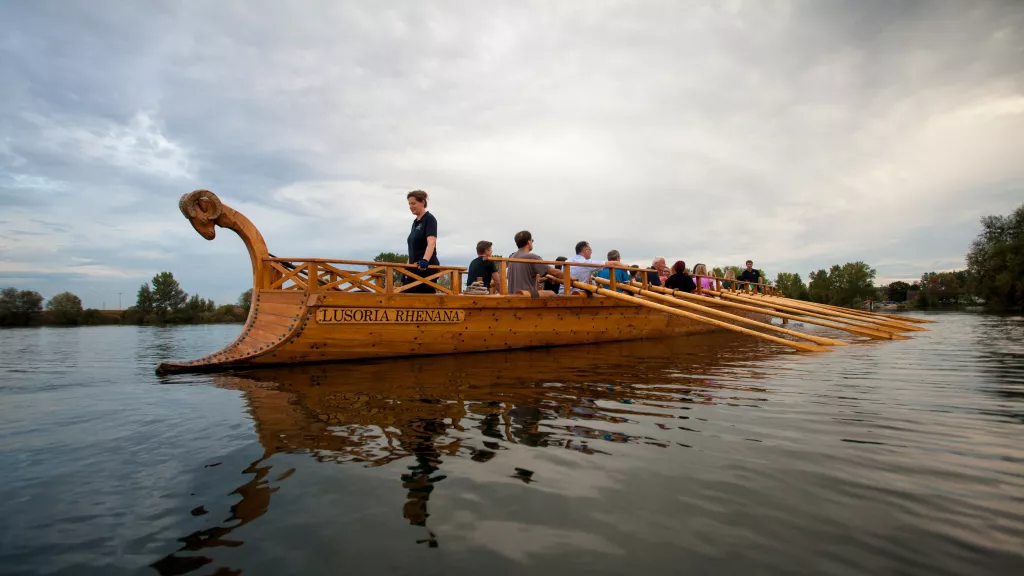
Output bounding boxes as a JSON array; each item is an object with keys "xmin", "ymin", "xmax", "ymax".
[{"xmin": 0, "ymin": 313, "xmax": 1022, "ymax": 575}]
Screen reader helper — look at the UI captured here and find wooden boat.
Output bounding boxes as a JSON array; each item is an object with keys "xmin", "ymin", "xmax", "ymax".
[{"xmin": 157, "ymin": 190, "xmax": 781, "ymax": 373}]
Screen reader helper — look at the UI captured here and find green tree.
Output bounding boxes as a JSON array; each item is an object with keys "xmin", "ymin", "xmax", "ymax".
[
  {"xmin": 173, "ymin": 294, "xmax": 215, "ymax": 323},
  {"xmin": 46, "ymin": 292, "xmax": 83, "ymax": 325},
  {"xmin": 374, "ymin": 251, "xmax": 409, "ymax": 286},
  {"xmin": 136, "ymin": 283, "xmax": 154, "ymax": 314},
  {"xmin": 827, "ymin": 262, "xmax": 877, "ymax": 307},
  {"xmin": 966, "ymin": 203, "xmax": 1024, "ymax": 310},
  {"xmin": 887, "ymin": 281, "xmax": 911, "ymax": 302},
  {"xmin": 917, "ymin": 271, "xmax": 964, "ymax": 307},
  {"xmin": 373, "ymin": 251, "xmax": 408, "ymax": 264},
  {"xmin": 80, "ymin": 309, "xmax": 120, "ymax": 326},
  {"xmin": 238, "ymin": 289, "xmax": 252, "ymax": 312},
  {"xmin": 723, "ymin": 265, "xmax": 745, "ymax": 279},
  {"xmin": 0, "ymin": 287, "xmax": 44, "ymax": 326},
  {"xmin": 774, "ymin": 272, "xmax": 809, "ymax": 300},
  {"xmin": 808, "ymin": 269, "xmax": 831, "ymax": 303},
  {"xmin": 151, "ymin": 272, "xmax": 187, "ymax": 320}
]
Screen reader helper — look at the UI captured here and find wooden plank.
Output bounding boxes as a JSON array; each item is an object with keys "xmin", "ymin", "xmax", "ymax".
[
  {"xmin": 256, "ymin": 303, "xmax": 306, "ymax": 319},
  {"xmin": 252, "ymin": 312, "xmax": 298, "ymax": 329},
  {"xmin": 245, "ymin": 324, "xmax": 289, "ymax": 345},
  {"xmin": 254, "ymin": 291, "xmax": 307, "ymax": 305}
]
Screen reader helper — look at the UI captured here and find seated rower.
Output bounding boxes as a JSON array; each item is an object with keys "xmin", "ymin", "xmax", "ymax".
[
  {"xmin": 692, "ymin": 263, "xmax": 714, "ymax": 294},
  {"xmin": 723, "ymin": 269, "xmax": 737, "ymax": 289},
  {"xmin": 543, "ymin": 256, "xmax": 569, "ymax": 293},
  {"xmin": 664, "ymin": 260, "xmax": 696, "ymax": 293},
  {"xmin": 467, "ymin": 240, "xmax": 500, "ymax": 292},
  {"xmin": 647, "ymin": 257, "xmax": 667, "ymax": 287},
  {"xmin": 595, "ymin": 250, "xmax": 631, "ymax": 292},
  {"xmin": 568, "ymin": 241, "xmax": 625, "ymax": 293},
  {"xmin": 508, "ymin": 230, "xmax": 563, "ymax": 294}
]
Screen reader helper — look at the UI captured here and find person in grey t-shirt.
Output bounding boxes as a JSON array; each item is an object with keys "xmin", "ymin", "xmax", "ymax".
[{"xmin": 507, "ymin": 230, "xmax": 563, "ymax": 294}]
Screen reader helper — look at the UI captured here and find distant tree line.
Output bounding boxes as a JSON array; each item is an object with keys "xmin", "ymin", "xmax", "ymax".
[
  {"xmin": 753, "ymin": 262, "xmax": 877, "ymax": 308},
  {"xmin": 124, "ymin": 272, "xmax": 250, "ymax": 325},
  {"xmin": 0, "ymin": 272, "xmax": 252, "ymax": 327},
  {"xmin": 883, "ymin": 203, "xmax": 1023, "ymax": 310},
  {"xmin": 0, "ymin": 288, "xmax": 122, "ymax": 327}
]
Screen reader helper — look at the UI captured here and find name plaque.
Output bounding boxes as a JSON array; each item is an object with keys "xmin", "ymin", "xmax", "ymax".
[{"xmin": 316, "ymin": 308, "xmax": 465, "ymax": 324}]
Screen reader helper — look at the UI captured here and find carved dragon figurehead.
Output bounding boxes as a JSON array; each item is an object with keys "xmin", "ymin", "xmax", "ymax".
[{"xmin": 179, "ymin": 189, "xmax": 224, "ymax": 240}]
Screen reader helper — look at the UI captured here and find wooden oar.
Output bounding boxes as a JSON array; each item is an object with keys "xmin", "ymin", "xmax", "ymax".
[
  {"xmin": 571, "ymin": 280, "xmax": 830, "ymax": 353},
  {"xmin": 810, "ymin": 302, "xmax": 934, "ymax": 324},
  {"xmin": 743, "ymin": 293, "xmax": 925, "ymax": 332},
  {"xmin": 710, "ymin": 290, "xmax": 912, "ymax": 338},
  {"xmin": 631, "ymin": 281, "xmax": 907, "ymax": 341},
  {"xmin": 875, "ymin": 313, "xmax": 934, "ymax": 324},
  {"xmin": 593, "ymin": 278, "xmax": 847, "ymax": 347},
  {"xmin": 724, "ymin": 291, "xmax": 913, "ymax": 335},
  {"xmin": 699, "ymin": 271, "xmax": 933, "ymax": 324},
  {"xmin": 768, "ymin": 296, "xmax": 926, "ymax": 332}
]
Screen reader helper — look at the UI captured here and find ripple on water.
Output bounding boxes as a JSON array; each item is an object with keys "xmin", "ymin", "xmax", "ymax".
[{"xmin": 0, "ymin": 314, "xmax": 1023, "ymax": 575}]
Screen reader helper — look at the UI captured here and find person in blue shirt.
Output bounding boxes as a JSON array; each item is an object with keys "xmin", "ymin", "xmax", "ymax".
[{"xmin": 596, "ymin": 250, "xmax": 631, "ymax": 292}]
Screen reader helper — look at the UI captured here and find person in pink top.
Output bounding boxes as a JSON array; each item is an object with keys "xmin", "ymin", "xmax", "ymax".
[{"xmin": 692, "ymin": 263, "xmax": 714, "ymax": 295}]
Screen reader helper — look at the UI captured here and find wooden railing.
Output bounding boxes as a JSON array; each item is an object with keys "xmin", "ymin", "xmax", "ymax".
[
  {"xmin": 262, "ymin": 258, "xmax": 468, "ymax": 295},
  {"xmin": 486, "ymin": 257, "xmax": 657, "ymax": 295},
  {"xmin": 258, "ymin": 256, "xmax": 778, "ymax": 298},
  {"xmin": 691, "ymin": 274, "xmax": 778, "ymax": 296}
]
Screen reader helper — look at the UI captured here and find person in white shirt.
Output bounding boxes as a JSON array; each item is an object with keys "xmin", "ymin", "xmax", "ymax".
[{"xmin": 566, "ymin": 241, "xmax": 624, "ymax": 293}]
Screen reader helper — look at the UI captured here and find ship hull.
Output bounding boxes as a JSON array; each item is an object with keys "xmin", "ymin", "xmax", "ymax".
[{"xmin": 156, "ymin": 289, "xmax": 771, "ymax": 374}]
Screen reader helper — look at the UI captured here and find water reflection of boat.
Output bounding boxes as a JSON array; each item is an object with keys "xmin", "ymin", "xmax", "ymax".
[
  {"xmin": 151, "ymin": 337, "xmax": 775, "ymax": 573},
  {"xmin": 157, "ymin": 190, "xmax": 770, "ymax": 374}
]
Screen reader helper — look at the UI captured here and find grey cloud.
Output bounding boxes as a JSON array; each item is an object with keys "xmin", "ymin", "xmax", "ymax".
[
  {"xmin": 1, "ymin": 0, "xmax": 1023, "ymax": 306},
  {"xmin": 29, "ymin": 219, "xmax": 71, "ymax": 233}
]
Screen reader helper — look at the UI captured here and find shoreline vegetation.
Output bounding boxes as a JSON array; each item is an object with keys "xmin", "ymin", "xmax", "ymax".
[
  {"xmin": 0, "ymin": 272, "xmax": 250, "ymax": 328},
  {"xmin": 1, "ymin": 202, "xmax": 1020, "ymax": 328}
]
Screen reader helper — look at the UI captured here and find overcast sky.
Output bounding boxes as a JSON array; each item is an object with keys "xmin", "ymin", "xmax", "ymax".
[{"xmin": 2, "ymin": 0, "xmax": 1022, "ymax": 308}]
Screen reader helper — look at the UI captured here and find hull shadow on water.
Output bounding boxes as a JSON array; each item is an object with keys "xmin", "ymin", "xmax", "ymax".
[{"xmin": 151, "ymin": 333, "xmax": 782, "ymax": 575}]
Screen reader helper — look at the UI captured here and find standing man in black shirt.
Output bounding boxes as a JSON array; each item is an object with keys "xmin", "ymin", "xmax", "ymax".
[
  {"xmin": 738, "ymin": 259, "xmax": 761, "ymax": 291},
  {"xmin": 466, "ymin": 240, "xmax": 499, "ymax": 291},
  {"xmin": 405, "ymin": 190, "xmax": 439, "ymax": 293}
]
